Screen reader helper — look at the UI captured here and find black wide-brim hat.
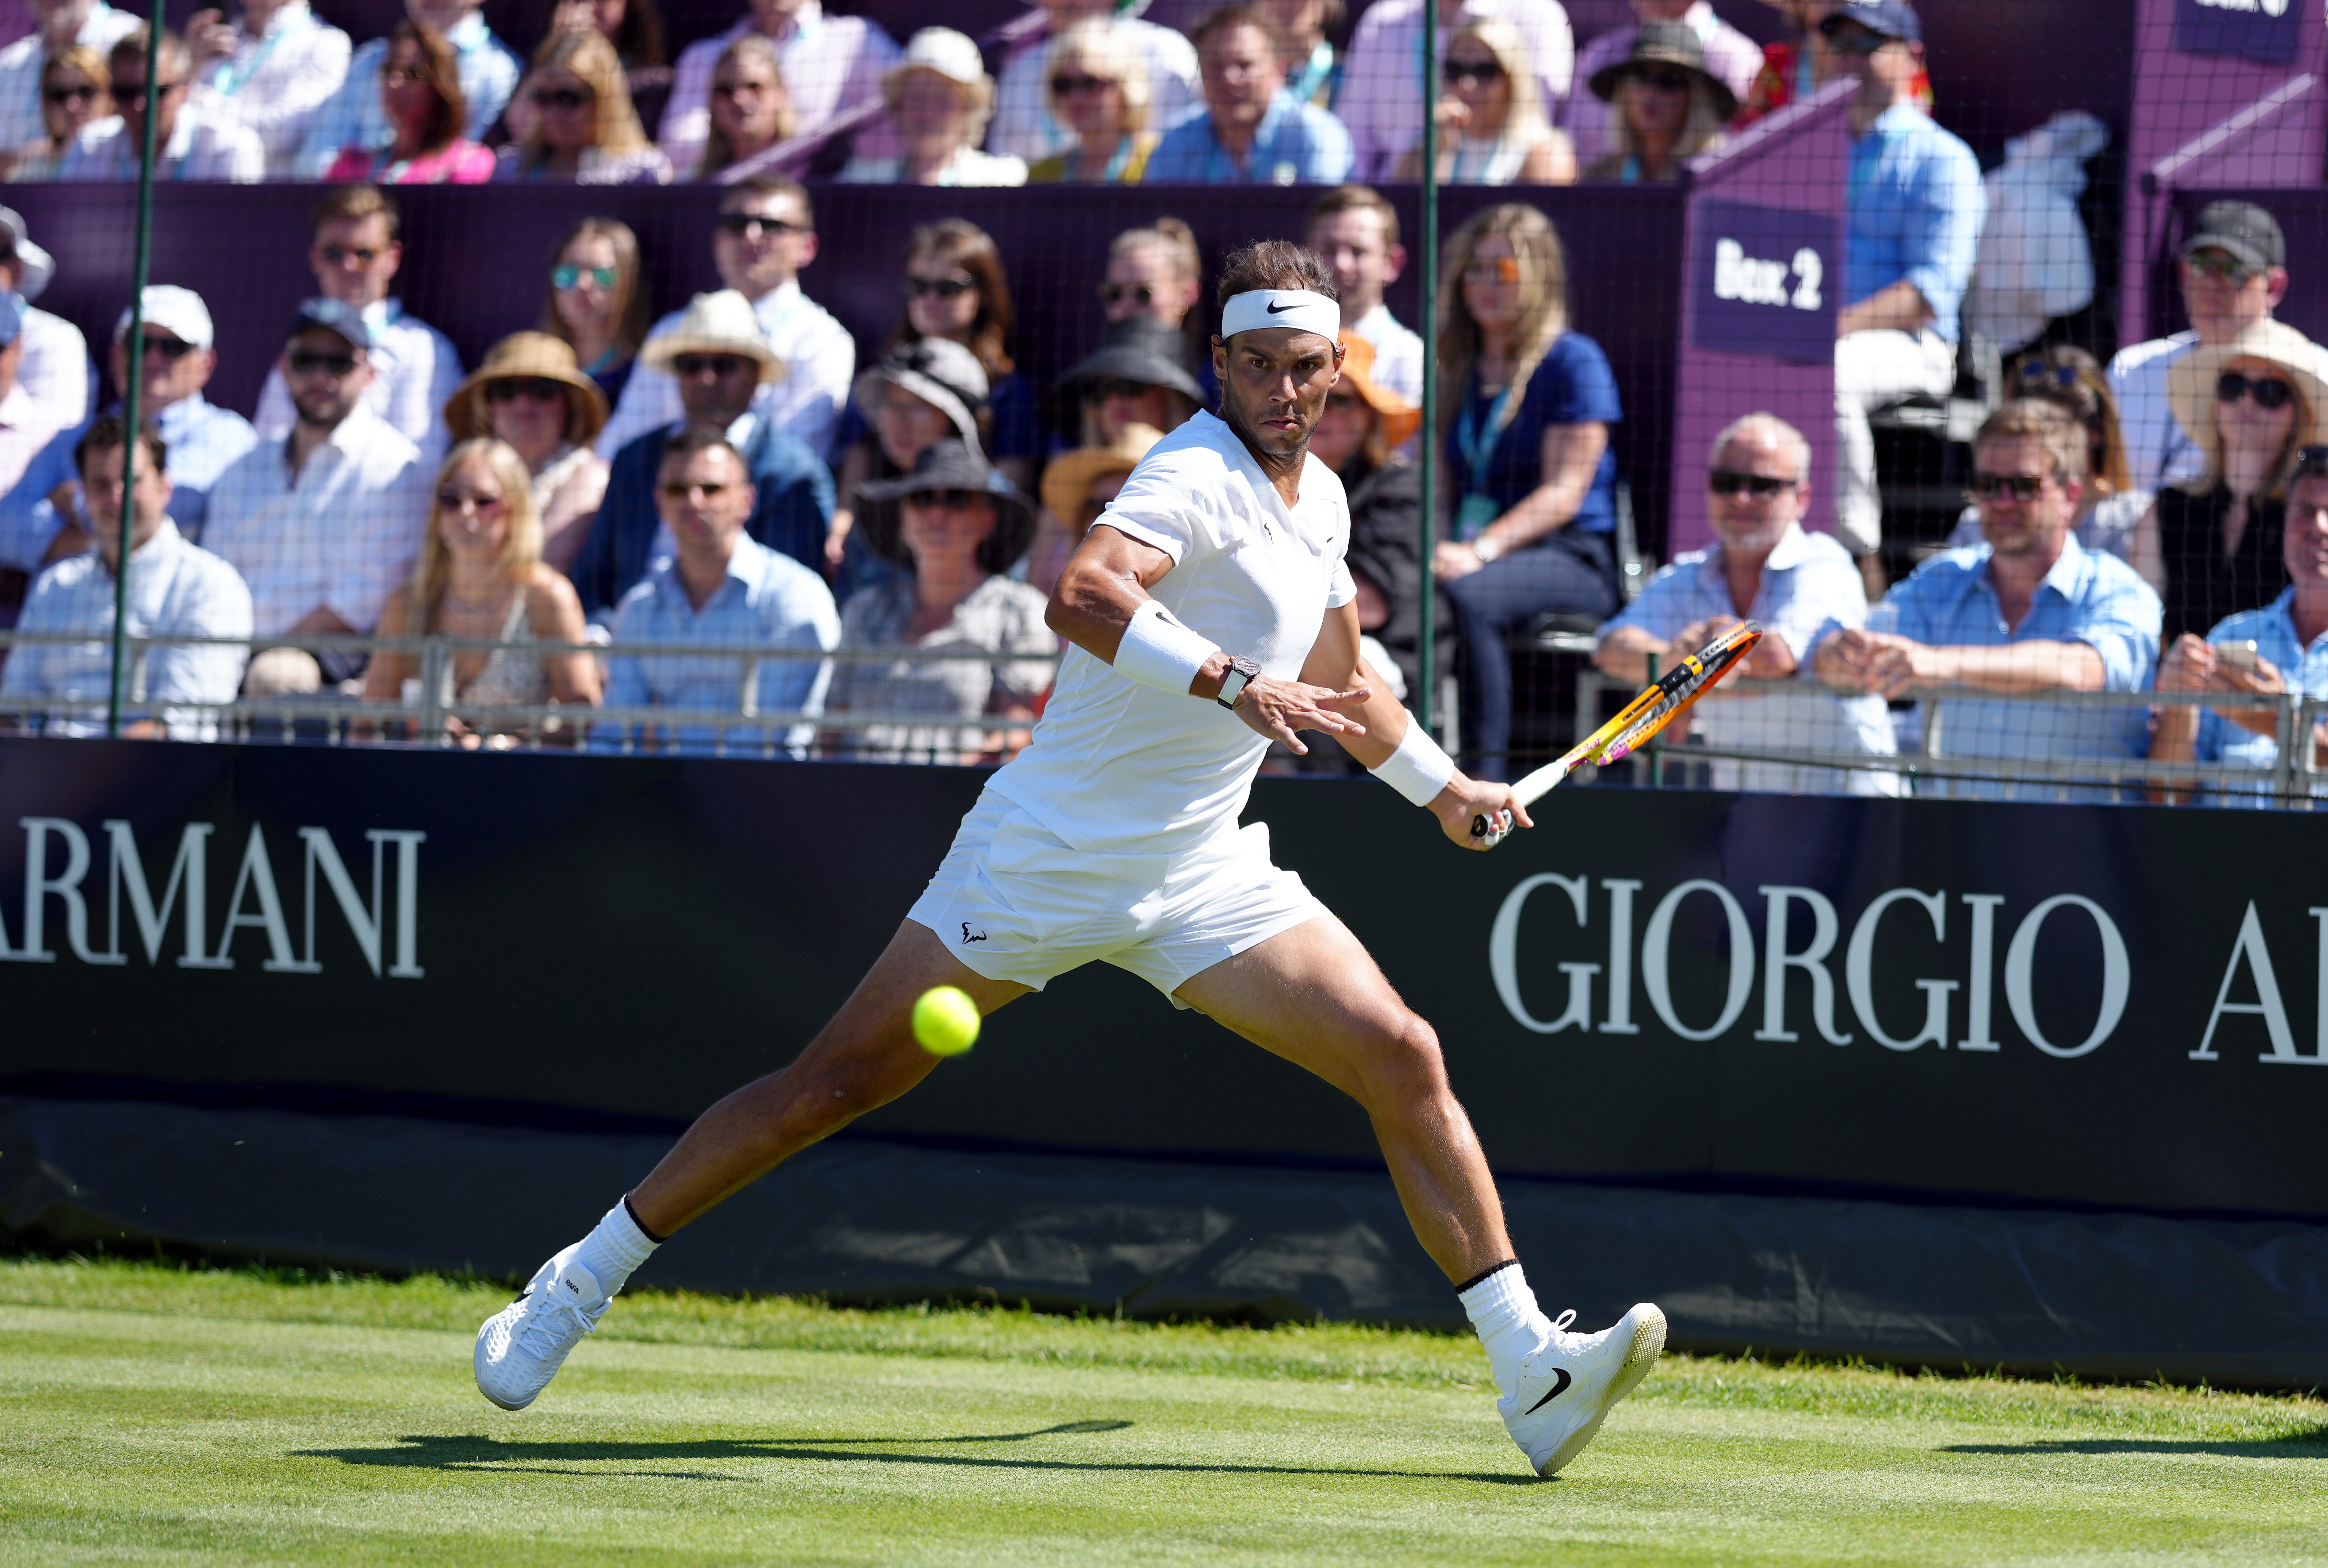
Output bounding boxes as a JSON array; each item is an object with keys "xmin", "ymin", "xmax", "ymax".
[
  {"xmin": 854, "ymin": 438, "xmax": 1039, "ymax": 574},
  {"xmin": 1587, "ymin": 20, "xmax": 1739, "ymax": 120},
  {"xmin": 1057, "ymin": 316, "xmax": 1208, "ymax": 406}
]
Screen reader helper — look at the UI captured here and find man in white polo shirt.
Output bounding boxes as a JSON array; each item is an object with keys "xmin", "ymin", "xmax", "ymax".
[{"xmin": 476, "ymin": 242, "xmax": 1667, "ymax": 1483}]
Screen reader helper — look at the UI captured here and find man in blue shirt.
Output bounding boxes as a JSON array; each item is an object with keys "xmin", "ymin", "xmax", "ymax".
[
  {"xmin": 1145, "ymin": 5, "xmax": 1351, "ymax": 185},
  {"xmin": 0, "ymin": 285, "xmax": 254, "ymax": 574},
  {"xmin": 2151, "ymin": 451, "xmax": 2328, "ymax": 803},
  {"xmin": 573, "ymin": 290, "xmax": 834, "ymax": 621},
  {"xmin": 1812, "ymin": 400, "xmax": 2161, "ymax": 801},
  {"xmin": 598, "ymin": 425, "xmax": 839, "ymax": 758},
  {"xmin": 1826, "ymin": 0, "xmax": 1981, "ymax": 587}
]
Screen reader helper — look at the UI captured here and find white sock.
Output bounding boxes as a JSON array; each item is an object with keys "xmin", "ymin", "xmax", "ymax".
[
  {"xmin": 572, "ymin": 1198, "xmax": 660, "ymax": 1299},
  {"xmin": 1459, "ymin": 1261, "xmax": 1553, "ymax": 1402}
]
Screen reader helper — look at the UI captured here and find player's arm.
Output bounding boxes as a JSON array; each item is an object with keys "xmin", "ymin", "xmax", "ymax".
[
  {"xmin": 1300, "ymin": 599, "xmax": 1534, "ymax": 851},
  {"xmin": 1046, "ymin": 521, "xmax": 1371, "ymax": 745}
]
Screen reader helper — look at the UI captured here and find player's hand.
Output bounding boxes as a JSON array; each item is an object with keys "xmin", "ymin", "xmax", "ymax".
[
  {"xmin": 1232, "ymin": 676, "xmax": 1367, "ymax": 755},
  {"xmin": 1435, "ymin": 774, "xmax": 1532, "ymax": 851}
]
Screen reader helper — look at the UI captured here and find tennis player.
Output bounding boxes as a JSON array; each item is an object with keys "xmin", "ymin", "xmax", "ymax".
[{"xmin": 476, "ymin": 242, "xmax": 1666, "ymax": 1478}]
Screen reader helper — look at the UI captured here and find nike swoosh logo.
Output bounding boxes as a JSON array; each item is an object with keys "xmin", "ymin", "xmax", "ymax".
[
  {"xmin": 1525, "ymin": 1368, "xmax": 1572, "ymax": 1414},
  {"xmin": 1267, "ymin": 300, "xmax": 1295, "ymax": 314}
]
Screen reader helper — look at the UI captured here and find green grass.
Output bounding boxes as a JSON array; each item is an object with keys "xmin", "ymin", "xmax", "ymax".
[{"xmin": 1, "ymin": 1258, "xmax": 2324, "ymax": 1565}]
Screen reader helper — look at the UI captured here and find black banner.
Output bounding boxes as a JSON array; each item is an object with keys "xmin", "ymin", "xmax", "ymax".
[{"xmin": 1, "ymin": 739, "xmax": 2324, "ymax": 1222}]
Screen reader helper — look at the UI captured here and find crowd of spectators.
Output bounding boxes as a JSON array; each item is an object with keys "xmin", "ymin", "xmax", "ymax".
[{"xmin": 0, "ymin": 0, "xmax": 2317, "ymax": 805}]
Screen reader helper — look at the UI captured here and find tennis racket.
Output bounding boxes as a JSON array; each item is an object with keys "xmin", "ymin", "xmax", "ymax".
[{"xmin": 1471, "ymin": 620, "xmax": 1764, "ymax": 847}]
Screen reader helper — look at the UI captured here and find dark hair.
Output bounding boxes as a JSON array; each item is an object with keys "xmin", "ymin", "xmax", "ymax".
[
  {"xmin": 659, "ymin": 421, "xmax": 742, "ymax": 470},
  {"xmin": 383, "ymin": 22, "xmax": 465, "ymax": 158},
  {"xmin": 1305, "ymin": 184, "xmax": 1400, "ymax": 252},
  {"xmin": 313, "ymin": 182, "xmax": 399, "ymax": 242},
  {"xmin": 2007, "ymin": 343, "xmax": 2131, "ymax": 497},
  {"xmin": 540, "ymin": 216, "xmax": 652, "ymax": 363},
  {"xmin": 1191, "ymin": 3, "xmax": 1273, "ymax": 57},
  {"xmin": 76, "ymin": 411, "xmax": 167, "ymax": 479},
  {"xmin": 888, "ymin": 218, "xmax": 1016, "ymax": 379},
  {"xmin": 111, "ymin": 23, "xmax": 188, "ymax": 76},
  {"xmin": 723, "ymin": 173, "xmax": 812, "ymax": 230},
  {"xmin": 1214, "ymin": 240, "xmax": 1337, "ymax": 309},
  {"xmin": 609, "ymin": 0, "xmax": 667, "ymax": 69}
]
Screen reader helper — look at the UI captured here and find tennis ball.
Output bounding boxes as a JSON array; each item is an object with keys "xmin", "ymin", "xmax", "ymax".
[{"xmin": 912, "ymin": 985, "xmax": 981, "ymax": 1056}]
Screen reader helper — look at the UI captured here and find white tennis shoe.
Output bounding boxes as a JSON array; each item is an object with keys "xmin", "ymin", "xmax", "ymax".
[
  {"xmin": 474, "ymin": 1244, "xmax": 611, "ymax": 1411},
  {"xmin": 1500, "ymin": 1301, "xmax": 1667, "ymax": 1477}
]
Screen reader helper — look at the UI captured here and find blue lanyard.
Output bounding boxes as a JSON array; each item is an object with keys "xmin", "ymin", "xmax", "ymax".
[
  {"xmin": 1453, "ymin": 378, "xmax": 1519, "ymax": 492},
  {"xmin": 212, "ymin": 6, "xmax": 309, "ymax": 97},
  {"xmin": 1285, "ymin": 42, "xmax": 1335, "ymax": 108}
]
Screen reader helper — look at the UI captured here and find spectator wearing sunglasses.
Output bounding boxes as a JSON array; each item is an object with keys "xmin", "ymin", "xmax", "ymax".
[
  {"xmin": 693, "ymin": 33, "xmax": 792, "ymax": 179},
  {"xmin": 1736, "ymin": 0, "xmax": 1929, "ymax": 130},
  {"xmin": 574, "ymin": 289, "xmax": 833, "ymax": 621},
  {"xmin": 1580, "ymin": 20, "xmax": 1730, "ymax": 183},
  {"xmin": 2110, "ymin": 202, "xmax": 2291, "ymax": 498},
  {"xmin": 2150, "ymin": 449, "xmax": 2328, "ymax": 805},
  {"xmin": 324, "ymin": 22, "xmax": 492, "ymax": 184},
  {"xmin": 826, "ymin": 439, "xmax": 1052, "ymax": 764},
  {"xmin": 58, "ymin": 25, "xmax": 264, "ymax": 180},
  {"xmin": 1597, "ymin": 412, "xmax": 1896, "ymax": 796},
  {"xmin": 838, "ymin": 27, "xmax": 1025, "ymax": 187},
  {"xmin": 0, "ymin": 294, "xmax": 82, "ymax": 610},
  {"xmin": 1026, "ymin": 19, "xmax": 1158, "ymax": 184},
  {"xmin": 888, "ymin": 222, "xmax": 1033, "ymax": 486},
  {"xmin": 1145, "ymin": 5, "xmax": 1351, "ymax": 186},
  {"xmin": 594, "ymin": 176, "xmax": 853, "ymax": 470},
  {"xmin": 540, "ymin": 217, "xmax": 652, "ymax": 411},
  {"xmin": 443, "ymin": 334, "xmax": 611, "ymax": 575},
  {"xmin": 252, "ymin": 185, "xmax": 462, "ymax": 472},
  {"xmin": 496, "ymin": 30, "xmax": 670, "ymax": 184},
  {"xmin": 657, "ymin": 0, "xmax": 899, "ymax": 177},
  {"xmin": 1399, "ymin": 18, "xmax": 1572, "ymax": 185},
  {"xmin": 987, "ymin": 0, "xmax": 1195, "ymax": 166},
  {"xmin": 1826, "ymin": 0, "xmax": 1980, "ymax": 587},
  {"xmin": 1337, "ymin": 0, "xmax": 1572, "ymax": 182},
  {"xmin": 2, "ymin": 286, "xmax": 256, "ymax": 577},
  {"xmin": 1566, "ymin": 0, "xmax": 1756, "ymax": 170},
  {"xmin": 1814, "ymin": 400, "xmax": 2161, "ymax": 803},
  {"xmin": 0, "ymin": 0, "xmax": 142, "ymax": 156},
  {"xmin": 184, "ymin": 0, "xmax": 351, "ymax": 179},
  {"xmin": 1058, "ymin": 316, "xmax": 1205, "ymax": 455},
  {"xmin": 7, "ymin": 45, "xmax": 109, "ymax": 181},
  {"xmin": 597, "ymin": 423, "xmax": 839, "ymax": 757},
  {"xmin": 2132, "ymin": 320, "xmax": 2327, "ymax": 643},
  {"xmin": 1946, "ymin": 345, "xmax": 2147, "ymax": 563},
  {"xmin": 204, "ymin": 298, "xmax": 432, "ymax": 696},
  {"xmin": 830, "ymin": 339, "xmax": 988, "ymax": 600},
  {"xmin": 292, "ymin": 0, "xmax": 520, "ymax": 178}
]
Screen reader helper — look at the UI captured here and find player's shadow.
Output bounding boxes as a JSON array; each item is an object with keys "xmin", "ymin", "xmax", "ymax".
[
  {"xmin": 1940, "ymin": 1426, "xmax": 2328, "ymax": 1460},
  {"xmin": 293, "ymin": 1423, "xmax": 1538, "ymax": 1485}
]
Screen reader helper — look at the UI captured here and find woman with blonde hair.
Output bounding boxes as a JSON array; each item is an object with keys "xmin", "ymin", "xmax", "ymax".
[
  {"xmin": 495, "ymin": 29, "xmax": 671, "ymax": 184},
  {"xmin": 363, "ymin": 438, "xmax": 601, "ymax": 744},
  {"xmin": 9, "ymin": 46, "xmax": 109, "ymax": 182},
  {"xmin": 1433, "ymin": 204, "xmax": 1624, "ymax": 778},
  {"xmin": 839, "ymin": 27, "xmax": 1025, "ymax": 186},
  {"xmin": 444, "ymin": 333, "xmax": 612, "ymax": 575},
  {"xmin": 1396, "ymin": 18, "xmax": 1572, "ymax": 185},
  {"xmin": 694, "ymin": 32, "xmax": 793, "ymax": 178},
  {"xmin": 2134, "ymin": 319, "xmax": 2328, "ymax": 640},
  {"xmin": 1026, "ymin": 18, "xmax": 1156, "ymax": 184},
  {"xmin": 1582, "ymin": 21, "xmax": 1733, "ymax": 182}
]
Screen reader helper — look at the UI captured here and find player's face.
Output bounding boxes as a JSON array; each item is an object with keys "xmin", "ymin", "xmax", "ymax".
[{"xmin": 1213, "ymin": 327, "xmax": 1341, "ymax": 466}]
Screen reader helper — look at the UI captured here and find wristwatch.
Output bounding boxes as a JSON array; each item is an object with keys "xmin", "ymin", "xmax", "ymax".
[{"xmin": 1216, "ymin": 654, "xmax": 1263, "ymax": 710}]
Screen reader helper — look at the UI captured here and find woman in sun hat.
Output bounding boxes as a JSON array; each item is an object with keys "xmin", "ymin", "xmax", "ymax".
[
  {"xmin": 1582, "ymin": 20, "xmax": 1734, "ymax": 183},
  {"xmin": 2135, "ymin": 318, "xmax": 2328, "ymax": 640},
  {"xmin": 838, "ymin": 28, "xmax": 1026, "ymax": 187},
  {"xmin": 824, "ymin": 438, "xmax": 1054, "ymax": 764},
  {"xmin": 445, "ymin": 332, "xmax": 611, "ymax": 572},
  {"xmin": 829, "ymin": 337, "xmax": 991, "ymax": 595}
]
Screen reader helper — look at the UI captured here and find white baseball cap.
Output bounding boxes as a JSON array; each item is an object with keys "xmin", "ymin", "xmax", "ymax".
[
  {"xmin": 0, "ymin": 206, "xmax": 55, "ymax": 301},
  {"xmin": 113, "ymin": 285, "xmax": 215, "ymax": 350}
]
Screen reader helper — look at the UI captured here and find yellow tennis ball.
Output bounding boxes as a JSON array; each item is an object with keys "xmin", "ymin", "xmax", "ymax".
[{"xmin": 912, "ymin": 986, "xmax": 981, "ymax": 1057}]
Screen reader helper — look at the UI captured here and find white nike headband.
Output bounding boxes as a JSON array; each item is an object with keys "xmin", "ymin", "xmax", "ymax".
[{"xmin": 1219, "ymin": 289, "xmax": 1341, "ymax": 341}]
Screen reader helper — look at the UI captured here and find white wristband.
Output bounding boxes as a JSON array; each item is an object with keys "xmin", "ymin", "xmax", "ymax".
[
  {"xmin": 1112, "ymin": 597, "xmax": 1218, "ymax": 697},
  {"xmin": 1370, "ymin": 717, "xmax": 1457, "ymax": 807}
]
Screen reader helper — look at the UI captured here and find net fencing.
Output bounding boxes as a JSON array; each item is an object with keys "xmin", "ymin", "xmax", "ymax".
[{"xmin": 0, "ymin": 0, "xmax": 2318, "ymax": 808}]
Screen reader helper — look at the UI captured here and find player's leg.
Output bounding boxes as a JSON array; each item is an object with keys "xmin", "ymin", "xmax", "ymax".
[
  {"xmin": 1173, "ymin": 913, "xmax": 1664, "ymax": 1477},
  {"xmin": 474, "ymin": 921, "xmax": 1028, "ymax": 1411}
]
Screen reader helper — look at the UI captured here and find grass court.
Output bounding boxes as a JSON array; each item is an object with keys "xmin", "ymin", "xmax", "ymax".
[{"xmin": 1, "ymin": 1256, "xmax": 2323, "ymax": 1565}]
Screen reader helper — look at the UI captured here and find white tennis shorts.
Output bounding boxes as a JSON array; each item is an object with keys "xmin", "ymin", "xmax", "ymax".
[{"xmin": 907, "ymin": 788, "xmax": 1328, "ymax": 1005}]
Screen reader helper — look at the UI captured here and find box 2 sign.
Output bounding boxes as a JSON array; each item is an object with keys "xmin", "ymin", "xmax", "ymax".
[
  {"xmin": 1690, "ymin": 199, "xmax": 1838, "ymax": 366},
  {"xmin": 2173, "ymin": 0, "xmax": 2300, "ymax": 65}
]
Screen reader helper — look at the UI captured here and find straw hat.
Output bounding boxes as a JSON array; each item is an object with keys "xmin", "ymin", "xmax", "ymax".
[
  {"xmin": 1588, "ymin": 20, "xmax": 1739, "ymax": 120},
  {"xmin": 639, "ymin": 290, "xmax": 786, "ymax": 383},
  {"xmin": 444, "ymin": 332, "xmax": 610, "ymax": 445},
  {"xmin": 1332, "ymin": 334, "xmax": 1421, "ymax": 450},
  {"xmin": 855, "ymin": 438, "xmax": 1037, "ymax": 573},
  {"xmin": 2165, "ymin": 318, "xmax": 2328, "ymax": 456},
  {"xmin": 1041, "ymin": 421, "xmax": 1162, "ymax": 526}
]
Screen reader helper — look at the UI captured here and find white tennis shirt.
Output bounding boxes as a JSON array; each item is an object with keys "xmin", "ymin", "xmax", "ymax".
[{"xmin": 988, "ymin": 410, "xmax": 1356, "ymax": 857}]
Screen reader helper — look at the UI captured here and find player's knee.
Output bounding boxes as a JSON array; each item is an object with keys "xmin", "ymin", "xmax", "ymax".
[{"xmin": 1356, "ymin": 1013, "xmax": 1450, "ymax": 1107}]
